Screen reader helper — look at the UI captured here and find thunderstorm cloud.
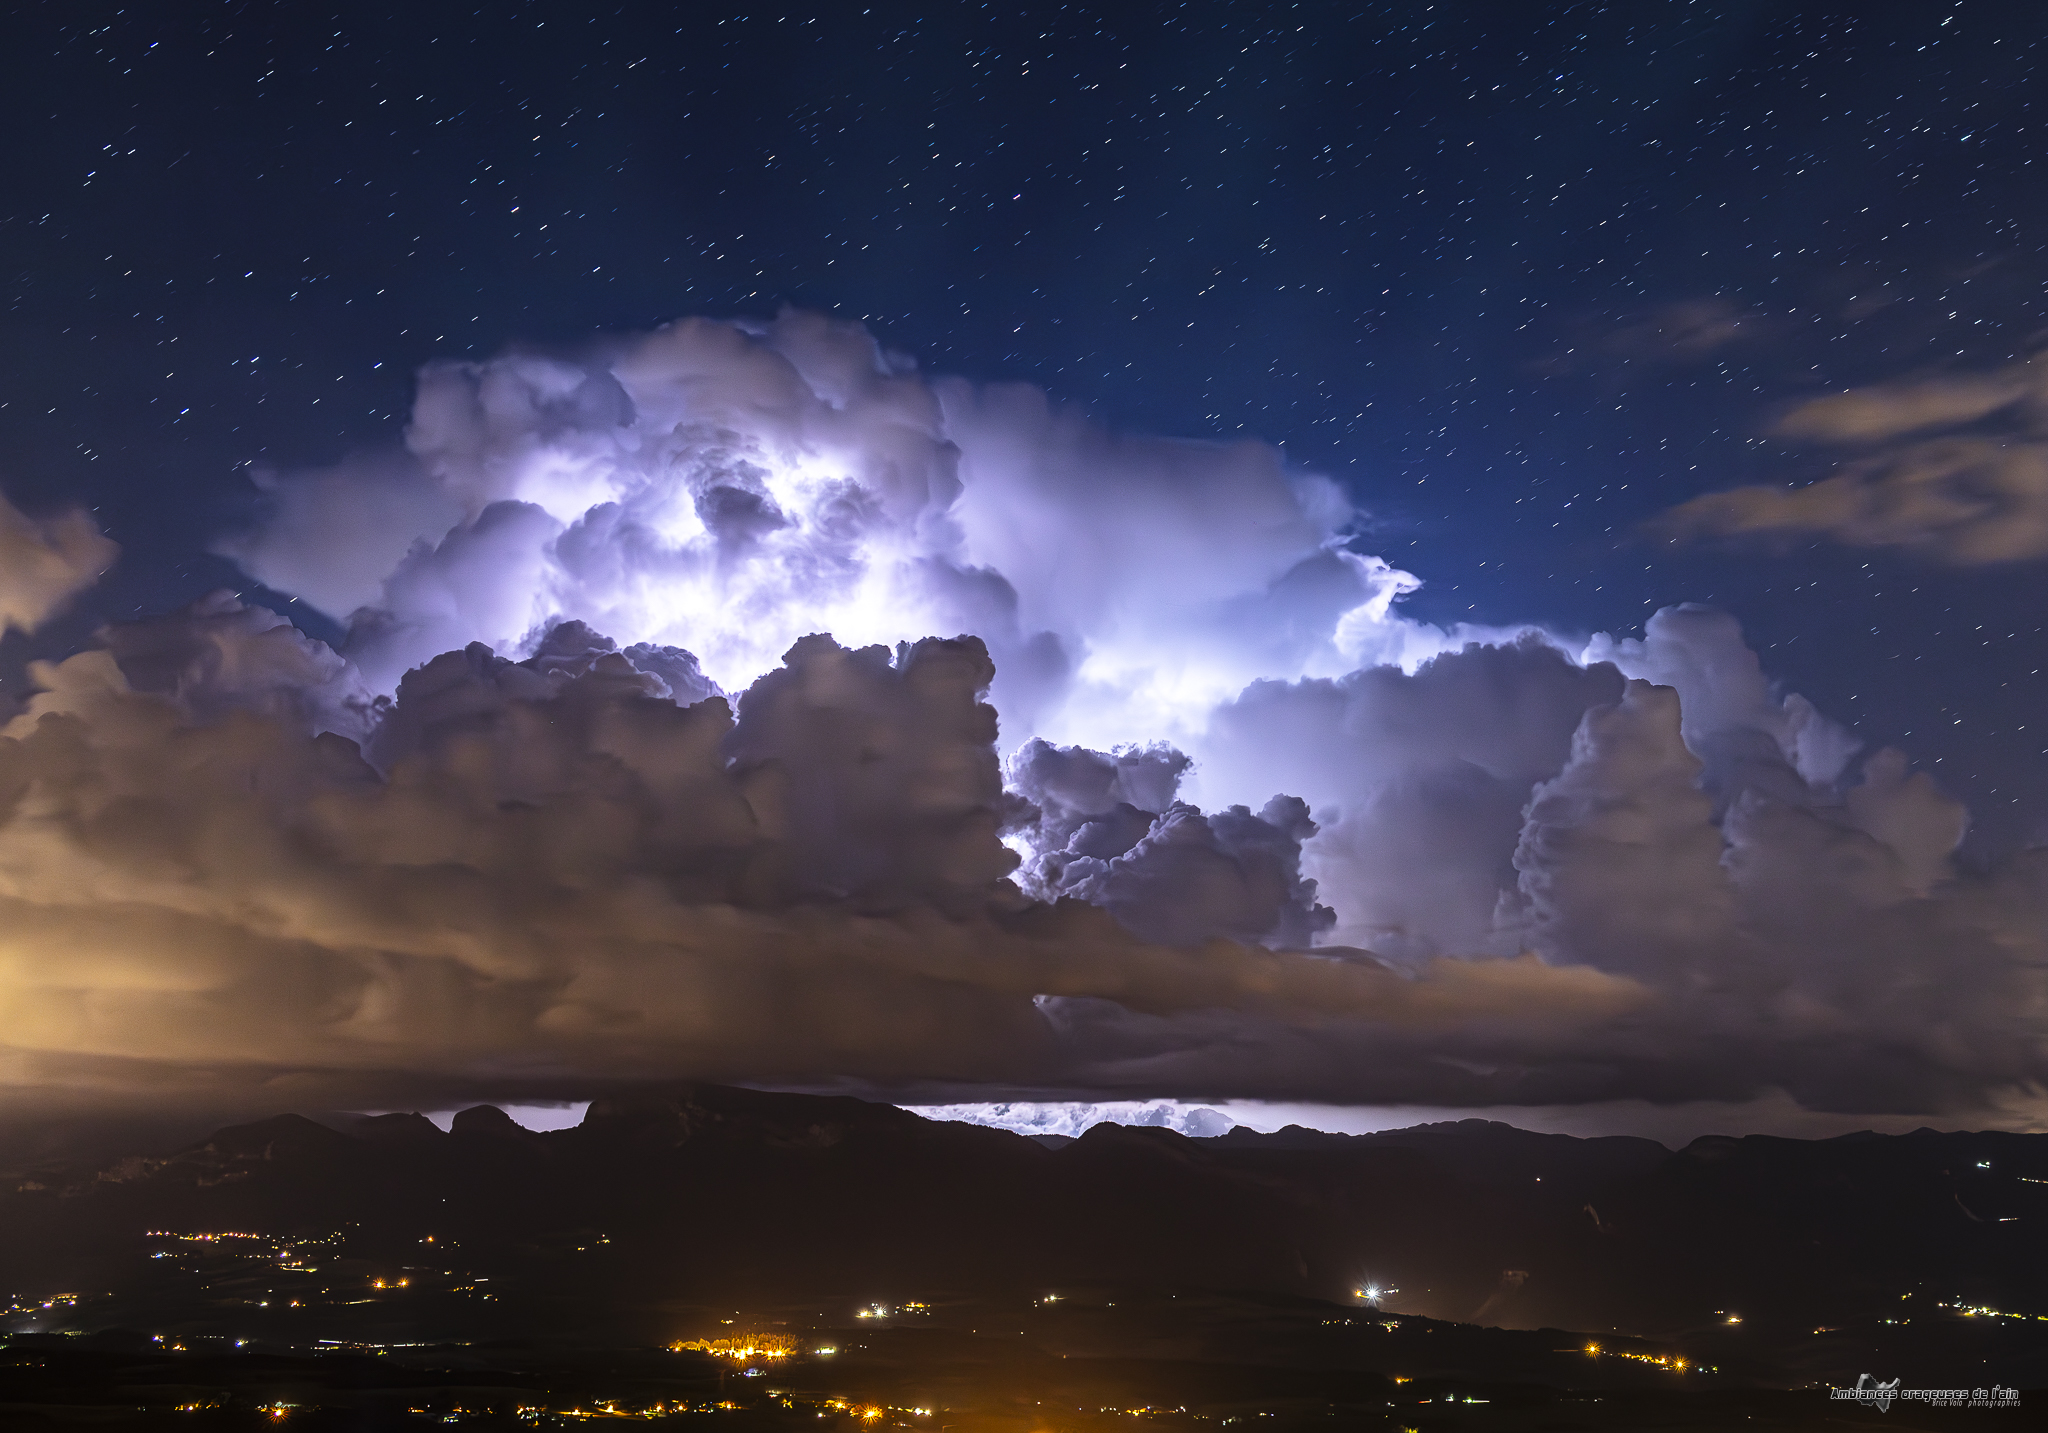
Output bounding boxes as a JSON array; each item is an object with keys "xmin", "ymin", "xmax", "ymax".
[{"xmin": 2, "ymin": 312, "xmax": 2043, "ymax": 1132}]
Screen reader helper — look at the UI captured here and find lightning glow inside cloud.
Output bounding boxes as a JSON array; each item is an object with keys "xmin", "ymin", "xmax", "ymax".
[
  {"xmin": 220, "ymin": 311, "xmax": 1495, "ymax": 758},
  {"xmin": 3, "ymin": 311, "xmax": 2043, "ymax": 1134}
]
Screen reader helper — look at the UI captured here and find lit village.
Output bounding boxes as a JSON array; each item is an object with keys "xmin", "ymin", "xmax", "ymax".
[{"xmin": 3, "ymin": 1131, "xmax": 2040, "ymax": 1432}]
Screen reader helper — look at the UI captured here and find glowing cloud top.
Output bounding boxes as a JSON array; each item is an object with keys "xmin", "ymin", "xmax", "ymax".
[
  {"xmin": 0, "ymin": 312, "xmax": 2040, "ymax": 1132},
  {"xmin": 220, "ymin": 311, "xmax": 1441, "ymax": 751}
]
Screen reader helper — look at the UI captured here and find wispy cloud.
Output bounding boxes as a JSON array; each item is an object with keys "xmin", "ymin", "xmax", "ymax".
[
  {"xmin": 1654, "ymin": 356, "xmax": 2048, "ymax": 563},
  {"xmin": 0, "ymin": 489, "xmax": 117, "ymax": 637}
]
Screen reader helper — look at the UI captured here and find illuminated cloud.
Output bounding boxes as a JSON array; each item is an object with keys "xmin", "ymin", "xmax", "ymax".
[
  {"xmin": 1653, "ymin": 356, "xmax": 2048, "ymax": 563},
  {"xmin": 1196, "ymin": 635, "xmax": 1624, "ymax": 960},
  {"xmin": 94, "ymin": 589, "xmax": 379, "ymax": 740},
  {"xmin": 1, "ymin": 587, "xmax": 2041, "ymax": 1124},
  {"xmin": 212, "ymin": 451, "xmax": 461, "ymax": 620},
  {"xmin": 2, "ymin": 313, "xmax": 2041, "ymax": 1129},
  {"xmin": 0, "ymin": 489, "xmax": 117, "ymax": 637},
  {"xmin": 216, "ymin": 310, "xmax": 1480, "ymax": 749},
  {"xmin": 1005, "ymin": 738, "xmax": 1334, "ymax": 948},
  {"xmin": 0, "ymin": 599, "xmax": 1657, "ymax": 1118},
  {"xmin": 912, "ymin": 1099, "xmax": 1235, "ymax": 1139},
  {"xmin": 1582, "ymin": 605, "xmax": 1862, "ymax": 794}
]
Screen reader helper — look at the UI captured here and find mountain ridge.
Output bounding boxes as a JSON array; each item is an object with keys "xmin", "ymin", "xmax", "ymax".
[{"xmin": 2, "ymin": 1082, "xmax": 2043, "ymax": 1389}]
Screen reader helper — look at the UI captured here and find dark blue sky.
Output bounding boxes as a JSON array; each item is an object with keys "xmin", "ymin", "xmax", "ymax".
[{"xmin": 4, "ymin": 0, "xmax": 2043, "ymax": 847}]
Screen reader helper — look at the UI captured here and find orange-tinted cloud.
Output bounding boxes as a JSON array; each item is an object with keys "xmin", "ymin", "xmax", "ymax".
[
  {"xmin": 1654, "ymin": 358, "xmax": 2048, "ymax": 563},
  {"xmin": 0, "ymin": 489, "xmax": 117, "ymax": 636}
]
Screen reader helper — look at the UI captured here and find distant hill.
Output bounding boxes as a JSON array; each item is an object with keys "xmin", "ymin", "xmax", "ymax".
[{"xmin": 2, "ymin": 1085, "xmax": 2044, "ymax": 1388}]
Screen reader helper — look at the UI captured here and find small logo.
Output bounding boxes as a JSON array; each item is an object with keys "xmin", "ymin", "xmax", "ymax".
[
  {"xmin": 1829, "ymin": 1376, "xmax": 2021, "ymax": 1412},
  {"xmin": 1854, "ymin": 1373, "xmax": 1900, "ymax": 1413}
]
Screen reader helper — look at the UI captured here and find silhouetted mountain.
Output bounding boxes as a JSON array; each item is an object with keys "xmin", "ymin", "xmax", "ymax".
[{"xmin": 2, "ymin": 1085, "xmax": 2043, "ymax": 1395}]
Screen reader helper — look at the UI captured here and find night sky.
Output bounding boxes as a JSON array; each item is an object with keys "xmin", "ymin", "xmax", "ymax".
[
  {"xmin": 7, "ymin": 0, "xmax": 2048, "ymax": 1141},
  {"xmin": 6, "ymin": 1, "xmax": 2044, "ymax": 847}
]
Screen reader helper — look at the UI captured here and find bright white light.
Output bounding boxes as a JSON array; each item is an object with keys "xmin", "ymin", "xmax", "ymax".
[
  {"xmin": 241, "ymin": 318, "xmax": 1484, "ymax": 770},
  {"xmin": 363, "ymin": 1101, "xmax": 590, "ymax": 1133},
  {"xmin": 907, "ymin": 1100, "xmax": 1234, "ymax": 1139}
]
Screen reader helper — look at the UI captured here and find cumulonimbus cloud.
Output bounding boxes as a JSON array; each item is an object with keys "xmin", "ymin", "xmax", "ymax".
[
  {"xmin": 0, "ymin": 604, "xmax": 1650, "ymax": 1112},
  {"xmin": 212, "ymin": 310, "xmax": 1483, "ymax": 749},
  {"xmin": 1, "ymin": 312, "xmax": 2040, "ymax": 1128},
  {"xmin": 1652, "ymin": 355, "xmax": 2048, "ymax": 563}
]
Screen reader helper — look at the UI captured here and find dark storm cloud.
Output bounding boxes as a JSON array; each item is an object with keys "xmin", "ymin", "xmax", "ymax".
[
  {"xmin": 1006, "ymin": 737, "xmax": 1336, "ymax": 949},
  {"xmin": 0, "ymin": 582, "xmax": 2037, "ymax": 1126},
  {"xmin": 0, "ymin": 598, "xmax": 1649, "ymax": 1115},
  {"xmin": 3, "ymin": 315, "xmax": 2045, "ymax": 1131},
  {"xmin": 1199, "ymin": 635, "xmax": 1629, "ymax": 961}
]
